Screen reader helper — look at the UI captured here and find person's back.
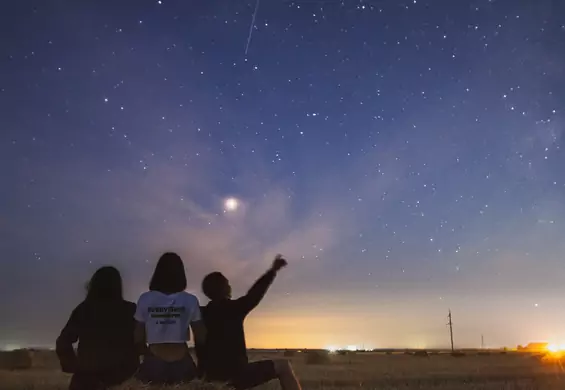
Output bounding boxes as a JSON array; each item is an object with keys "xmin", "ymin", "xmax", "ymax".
[
  {"xmin": 200, "ymin": 296, "xmax": 251, "ymax": 378},
  {"xmin": 134, "ymin": 252, "xmax": 206, "ymax": 386},
  {"xmin": 56, "ymin": 266, "xmax": 139, "ymax": 390},
  {"xmin": 136, "ymin": 290, "xmax": 201, "ymax": 345},
  {"xmin": 199, "ymin": 255, "xmax": 301, "ymax": 390},
  {"xmin": 57, "ymin": 300, "xmax": 138, "ymax": 373}
]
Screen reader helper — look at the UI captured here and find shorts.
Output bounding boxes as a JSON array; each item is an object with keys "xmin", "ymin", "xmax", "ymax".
[
  {"xmin": 136, "ymin": 352, "xmax": 197, "ymax": 385},
  {"xmin": 222, "ymin": 360, "xmax": 278, "ymax": 390}
]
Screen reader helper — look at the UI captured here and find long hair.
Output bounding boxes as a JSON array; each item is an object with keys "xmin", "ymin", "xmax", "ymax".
[
  {"xmin": 85, "ymin": 266, "xmax": 123, "ymax": 303},
  {"xmin": 149, "ymin": 252, "xmax": 187, "ymax": 294}
]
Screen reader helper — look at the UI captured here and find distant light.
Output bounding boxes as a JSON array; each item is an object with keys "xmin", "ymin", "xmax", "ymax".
[
  {"xmin": 224, "ymin": 197, "xmax": 239, "ymax": 212},
  {"xmin": 325, "ymin": 346, "xmax": 337, "ymax": 353},
  {"xmin": 547, "ymin": 343, "xmax": 565, "ymax": 354},
  {"xmin": 3, "ymin": 344, "xmax": 21, "ymax": 351},
  {"xmin": 346, "ymin": 345, "xmax": 358, "ymax": 351}
]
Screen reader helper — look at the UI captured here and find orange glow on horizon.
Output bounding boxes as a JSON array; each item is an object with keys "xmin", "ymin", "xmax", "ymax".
[{"xmin": 547, "ymin": 343, "xmax": 565, "ymax": 354}]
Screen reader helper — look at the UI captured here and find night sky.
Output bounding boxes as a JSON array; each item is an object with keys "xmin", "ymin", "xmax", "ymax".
[{"xmin": 1, "ymin": 0, "xmax": 564, "ymax": 350}]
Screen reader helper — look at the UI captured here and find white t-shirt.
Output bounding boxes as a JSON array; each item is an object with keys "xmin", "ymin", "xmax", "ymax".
[{"xmin": 135, "ymin": 290, "xmax": 201, "ymax": 345}]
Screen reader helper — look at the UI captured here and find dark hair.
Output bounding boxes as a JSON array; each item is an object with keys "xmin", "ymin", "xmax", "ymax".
[
  {"xmin": 85, "ymin": 266, "xmax": 123, "ymax": 303},
  {"xmin": 202, "ymin": 272, "xmax": 228, "ymax": 300},
  {"xmin": 149, "ymin": 252, "xmax": 187, "ymax": 294}
]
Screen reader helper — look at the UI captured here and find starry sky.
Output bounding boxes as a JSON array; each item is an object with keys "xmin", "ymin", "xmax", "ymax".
[{"xmin": 1, "ymin": 0, "xmax": 565, "ymax": 350}]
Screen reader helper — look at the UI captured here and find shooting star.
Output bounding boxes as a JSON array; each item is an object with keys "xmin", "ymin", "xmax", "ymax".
[{"xmin": 245, "ymin": 0, "xmax": 261, "ymax": 56}]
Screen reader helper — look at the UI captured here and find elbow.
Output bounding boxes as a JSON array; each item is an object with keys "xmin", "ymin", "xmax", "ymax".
[{"xmin": 55, "ymin": 334, "xmax": 72, "ymax": 353}]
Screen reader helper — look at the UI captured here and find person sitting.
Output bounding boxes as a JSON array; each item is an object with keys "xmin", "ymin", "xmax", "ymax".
[
  {"xmin": 56, "ymin": 266, "xmax": 139, "ymax": 390},
  {"xmin": 197, "ymin": 254, "xmax": 302, "ymax": 390},
  {"xmin": 134, "ymin": 252, "xmax": 206, "ymax": 385}
]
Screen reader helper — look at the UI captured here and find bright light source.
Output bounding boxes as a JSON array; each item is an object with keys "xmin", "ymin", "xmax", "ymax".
[
  {"xmin": 346, "ymin": 345, "xmax": 358, "ymax": 351},
  {"xmin": 547, "ymin": 343, "xmax": 565, "ymax": 354},
  {"xmin": 224, "ymin": 197, "xmax": 239, "ymax": 212},
  {"xmin": 325, "ymin": 346, "xmax": 337, "ymax": 353}
]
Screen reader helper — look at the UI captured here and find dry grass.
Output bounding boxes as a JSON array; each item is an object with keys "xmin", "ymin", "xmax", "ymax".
[{"xmin": 2, "ymin": 350, "xmax": 565, "ymax": 389}]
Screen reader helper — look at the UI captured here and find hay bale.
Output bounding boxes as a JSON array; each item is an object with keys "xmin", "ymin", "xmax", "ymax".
[
  {"xmin": 531, "ymin": 353, "xmax": 546, "ymax": 360},
  {"xmin": 305, "ymin": 351, "xmax": 331, "ymax": 365},
  {"xmin": 283, "ymin": 350, "xmax": 296, "ymax": 357},
  {"xmin": 0, "ymin": 349, "xmax": 33, "ymax": 370},
  {"xmin": 413, "ymin": 350, "xmax": 429, "ymax": 357},
  {"xmin": 30, "ymin": 349, "xmax": 60, "ymax": 369}
]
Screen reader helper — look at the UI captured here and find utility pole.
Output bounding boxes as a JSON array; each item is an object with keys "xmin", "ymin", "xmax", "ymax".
[
  {"xmin": 481, "ymin": 334, "xmax": 484, "ymax": 349},
  {"xmin": 447, "ymin": 309, "xmax": 454, "ymax": 352}
]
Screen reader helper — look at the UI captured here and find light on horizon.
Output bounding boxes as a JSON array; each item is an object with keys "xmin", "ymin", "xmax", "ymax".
[
  {"xmin": 2, "ymin": 344, "xmax": 22, "ymax": 351},
  {"xmin": 325, "ymin": 345, "xmax": 359, "ymax": 352},
  {"xmin": 547, "ymin": 343, "xmax": 565, "ymax": 353}
]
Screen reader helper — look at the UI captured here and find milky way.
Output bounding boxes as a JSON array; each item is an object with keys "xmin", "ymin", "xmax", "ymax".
[{"xmin": 1, "ymin": 0, "xmax": 564, "ymax": 349}]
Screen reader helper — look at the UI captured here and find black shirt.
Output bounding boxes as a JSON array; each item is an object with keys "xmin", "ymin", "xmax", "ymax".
[
  {"xmin": 198, "ymin": 269, "xmax": 276, "ymax": 380},
  {"xmin": 56, "ymin": 299, "xmax": 139, "ymax": 374}
]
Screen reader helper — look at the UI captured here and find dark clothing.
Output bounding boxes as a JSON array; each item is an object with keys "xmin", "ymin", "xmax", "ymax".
[
  {"xmin": 198, "ymin": 269, "xmax": 276, "ymax": 381},
  {"xmin": 136, "ymin": 352, "xmax": 197, "ymax": 385},
  {"xmin": 69, "ymin": 370, "xmax": 135, "ymax": 390},
  {"xmin": 228, "ymin": 360, "xmax": 277, "ymax": 390},
  {"xmin": 56, "ymin": 300, "xmax": 139, "ymax": 389}
]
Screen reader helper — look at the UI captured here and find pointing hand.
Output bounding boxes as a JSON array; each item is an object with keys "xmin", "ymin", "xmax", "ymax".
[{"xmin": 272, "ymin": 254, "xmax": 288, "ymax": 272}]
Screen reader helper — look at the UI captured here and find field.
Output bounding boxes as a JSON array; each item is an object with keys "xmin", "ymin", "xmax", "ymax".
[{"xmin": 2, "ymin": 350, "xmax": 565, "ymax": 390}]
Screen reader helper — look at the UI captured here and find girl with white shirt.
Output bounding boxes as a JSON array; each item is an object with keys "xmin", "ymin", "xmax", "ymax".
[{"xmin": 134, "ymin": 252, "xmax": 206, "ymax": 385}]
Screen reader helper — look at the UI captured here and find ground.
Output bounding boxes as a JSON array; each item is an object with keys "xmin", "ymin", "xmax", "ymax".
[{"xmin": 2, "ymin": 351, "xmax": 565, "ymax": 390}]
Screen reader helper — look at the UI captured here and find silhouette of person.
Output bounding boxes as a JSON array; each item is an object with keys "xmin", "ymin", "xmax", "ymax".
[
  {"xmin": 134, "ymin": 252, "xmax": 206, "ymax": 385},
  {"xmin": 198, "ymin": 254, "xmax": 302, "ymax": 390},
  {"xmin": 56, "ymin": 266, "xmax": 139, "ymax": 390}
]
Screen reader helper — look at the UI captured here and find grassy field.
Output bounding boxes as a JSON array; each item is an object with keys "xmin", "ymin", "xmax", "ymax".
[{"xmin": 2, "ymin": 350, "xmax": 565, "ymax": 390}]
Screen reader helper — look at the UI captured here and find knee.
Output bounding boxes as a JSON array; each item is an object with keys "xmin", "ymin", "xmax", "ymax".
[{"xmin": 273, "ymin": 359, "xmax": 292, "ymax": 376}]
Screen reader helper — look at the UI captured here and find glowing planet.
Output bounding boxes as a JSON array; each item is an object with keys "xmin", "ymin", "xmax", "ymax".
[{"xmin": 224, "ymin": 197, "xmax": 239, "ymax": 212}]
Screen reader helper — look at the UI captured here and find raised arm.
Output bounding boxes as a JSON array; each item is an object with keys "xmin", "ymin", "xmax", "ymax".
[
  {"xmin": 55, "ymin": 306, "xmax": 81, "ymax": 373},
  {"xmin": 235, "ymin": 254, "xmax": 288, "ymax": 316}
]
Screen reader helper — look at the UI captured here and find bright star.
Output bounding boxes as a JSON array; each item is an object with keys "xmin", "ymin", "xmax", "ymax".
[{"xmin": 224, "ymin": 197, "xmax": 239, "ymax": 212}]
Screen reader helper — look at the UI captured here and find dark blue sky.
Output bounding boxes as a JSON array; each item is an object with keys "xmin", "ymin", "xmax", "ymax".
[{"xmin": 1, "ymin": 0, "xmax": 564, "ymax": 349}]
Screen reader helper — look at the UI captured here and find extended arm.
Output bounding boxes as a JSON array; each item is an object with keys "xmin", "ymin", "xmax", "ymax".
[{"xmin": 235, "ymin": 255, "xmax": 287, "ymax": 315}]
